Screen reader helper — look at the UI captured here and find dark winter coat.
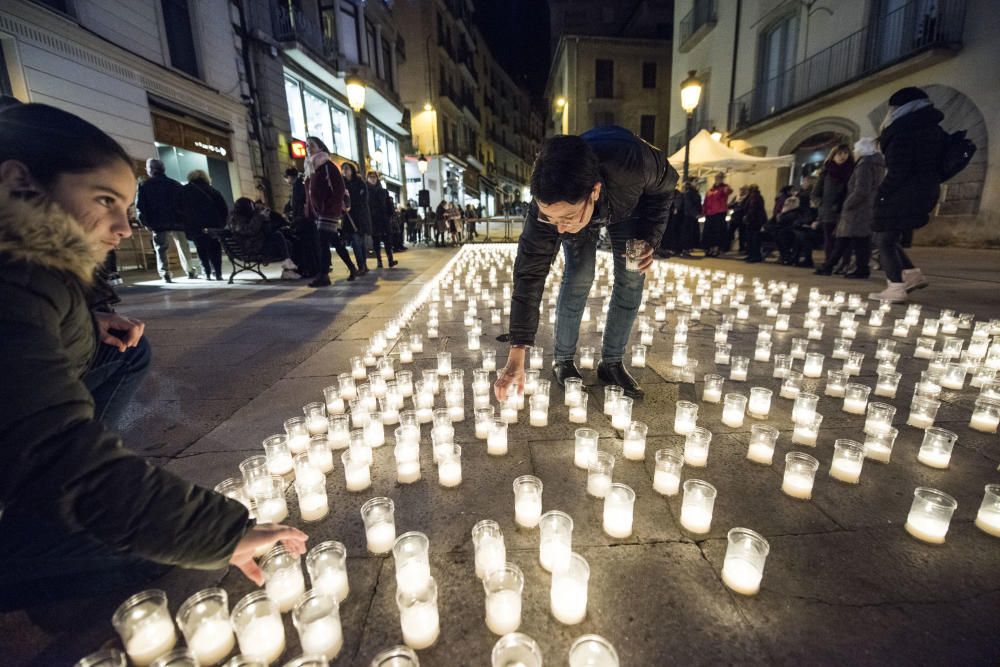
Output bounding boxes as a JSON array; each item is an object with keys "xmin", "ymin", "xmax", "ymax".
[
  {"xmin": 812, "ymin": 168, "xmax": 850, "ymax": 225},
  {"xmin": 0, "ymin": 191, "xmax": 248, "ymax": 566},
  {"xmin": 510, "ymin": 125, "xmax": 677, "ymax": 345},
  {"xmin": 305, "ymin": 161, "xmax": 345, "ymax": 223},
  {"xmin": 178, "ymin": 180, "xmax": 229, "ymax": 236},
  {"xmin": 228, "ymin": 207, "xmax": 274, "ymax": 257},
  {"xmin": 743, "ymin": 190, "xmax": 768, "ymax": 230},
  {"xmin": 836, "ymin": 153, "xmax": 885, "ymax": 238},
  {"xmin": 874, "ymin": 105, "xmax": 948, "ymax": 232},
  {"xmin": 136, "ymin": 173, "xmax": 184, "ymax": 232},
  {"xmin": 284, "ymin": 176, "xmax": 307, "ymax": 221},
  {"xmin": 343, "ymin": 176, "xmax": 372, "ymax": 235},
  {"xmin": 367, "ymin": 182, "xmax": 392, "ymax": 235}
]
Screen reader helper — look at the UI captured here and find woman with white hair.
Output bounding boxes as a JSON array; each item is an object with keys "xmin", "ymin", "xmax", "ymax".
[
  {"xmin": 814, "ymin": 137, "xmax": 885, "ymax": 279},
  {"xmin": 178, "ymin": 169, "xmax": 228, "ymax": 280}
]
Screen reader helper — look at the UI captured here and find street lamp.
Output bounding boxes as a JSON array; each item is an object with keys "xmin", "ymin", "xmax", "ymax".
[
  {"xmin": 710, "ymin": 126, "xmax": 723, "ymax": 142},
  {"xmin": 346, "ymin": 75, "xmax": 366, "ymax": 113},
  {"xmin": 679, "ymin": 70, "xmax": 703, "ymax": 182},
  {"xmin": 417, "ymin": 154, "xmax": 428, "ymax": 175}
]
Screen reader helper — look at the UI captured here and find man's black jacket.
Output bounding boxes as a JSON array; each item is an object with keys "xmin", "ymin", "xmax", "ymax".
[{"xmin": 509, "ymin": 125, "xmax": 677, "ymax": 346}]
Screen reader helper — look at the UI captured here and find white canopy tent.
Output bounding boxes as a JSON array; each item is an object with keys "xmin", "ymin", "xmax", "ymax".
[{"xmin": 668, "ymin": 130, "xmax": 794, "ymax": 176}]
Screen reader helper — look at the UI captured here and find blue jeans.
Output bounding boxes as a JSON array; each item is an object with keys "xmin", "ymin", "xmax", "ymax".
[
  {"xmin": 351, "ymin": 232, "xmax": 368, "ymax": 270},
  {"xmin": 81, "ymin": 335, "xmax": 152, "ymax": 430},
  {"xmin": 554, "ymin": 222, "xmax": 645, "ymax": 363}
]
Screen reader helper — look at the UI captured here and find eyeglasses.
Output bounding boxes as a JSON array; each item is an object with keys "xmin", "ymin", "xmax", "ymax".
[{"xmin": 536, "ymin": 199, "xmax": 592, "ymax": 227}]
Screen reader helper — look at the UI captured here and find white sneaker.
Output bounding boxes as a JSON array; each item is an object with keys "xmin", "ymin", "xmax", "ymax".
[
  {"xmin": 281, "ymin": 269, "xmax": 302, "ymax": 280},
  {"xmin": 901, "ymin": 268, "xmax": 928, "ymax": 292},
  {"xmin": 281, "ymin": 258, "xmax": 298, "ymax": 271},
  {"xmin": 868, "ymin": 281, "xmax": 908, "ymax": 303}
]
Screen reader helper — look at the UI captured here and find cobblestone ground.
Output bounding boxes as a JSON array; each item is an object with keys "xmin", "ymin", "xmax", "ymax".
[{"xmin": 3, "ymin": 246, "xmax": 999, "ymax": 666}]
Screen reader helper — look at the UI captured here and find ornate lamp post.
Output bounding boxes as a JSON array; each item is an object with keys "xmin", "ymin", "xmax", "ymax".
[{"xmin": 679, "ymin": 70, "xmax": 703, "ymax": 182}]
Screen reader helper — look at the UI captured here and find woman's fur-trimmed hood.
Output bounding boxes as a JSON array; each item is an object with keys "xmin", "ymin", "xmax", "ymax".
[{"xmin": 0, "ymin": 188, "xmax": 101, "ymax": 283}]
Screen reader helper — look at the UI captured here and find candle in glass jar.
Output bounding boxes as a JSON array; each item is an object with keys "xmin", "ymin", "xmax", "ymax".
[
  {"xmin": 975, "ymin": 485, "xmax": 1000, "ymax": 537},
  {"xmin": 631, "ymin": 344, "xmax": 647, "ymax": 368},
  {"xmin": 513, "ymin": 476, "xmax": 543, "ymax": 528},
  {"xmin": 829, "ymin": 440, "xmax": 864, "ymax": 484},
  {"xmin": 437, "ymin": 445, "xmax": 462, "ymax": 487},
  {"xmin": 487, "ymin": 420, "xmax": 508, "ymax": 455},
  {"xmin": 653, "ymin": 450, "xmax": 683, "ymax": 496},
  {"xmin": 722, "ymin": 393, "xmax": 747, "ymax": 427},
  {"xmin": 680, "ymin": 480, "xmax": 716, "ymax": 534},
  {"xmin": 746, "ymin": 425, "xmax": 779, "ymax": 465},
  {"xmin": 569, "ymin": 394, "xmax": 589, "ymax": 423},
  {"xmin": 747, "ymin": 388, "xmax": 772, "ymax": 419},
  {"xmin": 579, "ymin": 346, "xmax": 595, "ymax": 369},
  {"xmin": 729, "ymin": 357, "xmax": 749, "ymax": 382},
  {"xmin": 684, "ymin": 427, "xmax": 712, "ymax": 467},
  {"xmin": 550, "ymin": 554, "xmax": 589, "ymax": 625},
  {"xmin": 916, "ymin": 427, "xmax": 957, "ymax": 469},
  {"xmin": 904, "ymin": 488, "xmax": 957, "ymax": 544},
  {"xmin": 970, "ymin": 399, "xmax": 1000, "ymax": 433},
  {"xmin": 842, "ymin": 384, "xmax": 870, "ymax": 414},
  {"xmin": 236, "ymin": 614, "xmax": 284, "ymax": 665},
  {"xmin": 602, "ymin": 484, "xmax": 635, "ymax": 538},
  {"xmin": 782, "ymin": 452, "xmax": 819, "ymax": 499}
]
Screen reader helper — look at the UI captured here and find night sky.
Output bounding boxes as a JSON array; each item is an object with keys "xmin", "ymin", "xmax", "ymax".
[{"xmin": 474, "ymin": 0, "xmax": 551, "ymax": 100}]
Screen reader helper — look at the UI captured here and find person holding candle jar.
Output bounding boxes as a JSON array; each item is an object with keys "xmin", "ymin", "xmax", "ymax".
[
  {"xmin": 496, "ymin": 126, "xmax": 678, "ymax": 401},
  {"xmin": 0, "ymin": 102, "xmax": 308, "ymax": 611}
]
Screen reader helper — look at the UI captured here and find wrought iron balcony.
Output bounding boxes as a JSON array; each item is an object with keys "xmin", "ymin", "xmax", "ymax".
[
  {"xmin": 731, "ymin": 0, "xmax": 966, "ymax": 132},
  {"xmin": 678, "ymin": 0, "xmax": 717, "ymax": 53},
  {"xmin": 271, "ymin": 3, "xmax": 323, "ymax": 54}
]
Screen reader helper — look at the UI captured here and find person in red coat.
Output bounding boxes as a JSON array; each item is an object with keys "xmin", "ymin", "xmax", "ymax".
[
  {"xmin": 304, "ymin": 136, "xmax": 357, "ymax": 287},
  {"xmin": 701, "ymin": 172, "xmax": 733, "ymax": 256}
]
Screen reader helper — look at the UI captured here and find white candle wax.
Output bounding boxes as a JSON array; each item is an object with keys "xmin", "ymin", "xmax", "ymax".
[
  {"xmin": 703, "ymin": 387, "xmax": 722, "ymax": 403},
  {"xmin": 189, "ymin": 618, "xmax": 235, "ymax": 665},
  {"xmin": 587, "ymin": 472, "xmax": 612, "ymax": 498},
  {"xmin": 266, "ymin": 568, "xmax": 306, "ymax": 613},
  {"xmin": 475, "ymin": 420, "xmax": 491, "ymax": 439},
  {"xmin": 569, "ymin": 406, "xmax": 588, "ymax": 423},
  {"xmin": 747, "ymin": 398, "xmax": 770, "ymax": 419},
  {"xmin": 865, "ymin": 442, "xmax": 892, "ymax": 463},
  {"xmin": 352, "ymin": 368, "xmax": 367, "ymax": 381},
  {"xmin": 674, "ymin": 416, "xmax": 696, "ymax": 435},
  {"xmin": 970, "ymin": 412, "xmax": 999, "ymax": 433},
  {"xmin": 611, "ymin": 412, "xmax": 630, "ymax": 431},
  {"xmin": 874, "ymin": 383, "xmax": 897, "ymax": 398},
  {"xmin": 803, "ymin": 362, "xmax": 823, "ymax": 378},
  {"xmin": 401, "ymin": 606, "xmax": 440, "ymax": 650},
  {"xmin": 715, "ymin": 352, "xmax": 730, "ymax": 364},
  {"xmin": 514, "ymin": 496, "xmax": 542, "ymax": 528},
  {"xmin": 746, "ymin": 443, "xmax": 774, "ymax": 465},
  {"xmin": 722, "ymin": 407, "xmax": 745, "ymax": 428},
  {"xmin": 438, "ymin": 461, "xmax": 462, "ymax": 487},
  {"xmin": 722, "ymin": 557, "xmax": 763, "ymax": 596},
  {"xmin": 299, "ymin": 493, "xmax": 329, "ymax": 521},
  {"xmin": 684, "ymin": 446, "xmax": 708, "ymax": 467},
  {"xmin": 396, "ymin": 560, "xmax": 432, "ymax": 596},
  {"xmin": 288, "ymin": 433, "xmax": 311, "ymax": 454},
  {"xmin": 300, "ymin": 616, "xmax": 342, "ymax": 658},
  {"xmin": 864, "ymin": 418, "xmax": 892, "ymax": 437},
  {"xmin": 238, "ymin": 616, "xmax": 285, "ymax": 665},
  {"xmin": 126, "ymin": 619, "xmax": 178, "ymax": 666},
  {"xmin": 917, "ymin": 448, "xmax": 951, "ymax": 469},
  {"xmin": 345, "ymin": 463, "xmax": 371, "ymax": 491},
  {"xmin": 501, "ymin": 407, "xmax": 518, "ymax": 424},
  {"xmin": 267, "ymin": 453, "xmax": 293, "ymax": 476},
  {"xmin": 730, "ymin": 369, "xmax": 747, "ymax": 381},
  {"xmin": 829, "ymin": 458, "xmax": 862, "ymax": 484},
  {"xmin": 310, "ymin": 449, "xmax": 334, "ymax": 473},
  {"xmin": 580, "ymin": 355, "xmax": 595, "ymax": 369},
  {"xmin": 974, "ymin": 508, "xmax": 1000, "ymax": 537},
  {"xmin": 529, "ymin": 410, "xmax": 548, "ymax": 427},
  {"xmin": 314, "ymin": 568, "xmax": 350, "ymax": 602},
  {"xmin": 539, "ymin": 538, "xmax": 571, "ymax": 573},
  {"xmin": 475, "ymin": 536, "xmax": 506, "ymax": 579},
  {"xmin": 550, "ymin": 578, "xmax": 587, "ymax": 625},
  {"xmin": 447, "ymin": 405, "xmax": 465, "ymax": 422},
  {"xmin": 366, "ymin": 522, "xmax": 396, "ymax": 554},
  {"xmin": 329, "ymin": 430, "xmax": 349, "ymax": 449},
  {"xmin": 257, "ymin": 498, "xmax": 288, "ymax": 524},
  {"xmin": 653, "ymin": 469, "xmax": 680, "ymax": 495},
  {"xmin": 905, "ymin": 513, "xmax": 949, "ymax": 544},
  {"xmin": 631, "ymin": 354, "xmax": 646, "ymax": 368},
  {"xmin": 397, "ymin": 461, "xmax": 421, "ymax": 484},
  {"xmin": 680, "ymin": 505, "xmax": 712, "ymax": 534},
  {"xmin": 473, "ymin": 393, "xmax": 490, "ymax": 409},
  {"xmin": 780, "ymin": 385, "xmax": 801, "ymax": 399},
  {"xmin": 623, "ymin": 437, "xmax": 646, "ymax": 460},
  {"xmin": 485, "ymin": 590, "xmax": 521, "ymax": 635},
  {"xmin": 782, "ymin": 472, "xmax": 814, "ymax": 499},
  {"xmin": 602, "ymin": 505, "xmax": 633, "ymax": 538},
  {"xmin": 306, "ymin": 417, "xmax": 328, "ymax": 436},
  {"xmin": 907, "ymin": 413, "xmax": 935, "ymax": 429},
  {"xmin": 400, "ymin": 350, "xmax": 413, "ymax": 364},
  {"xmin": 416, "ymin": 407, "xmax": 434, "ymax": 423},
  {"xmin": 487, "ymin": 431, "xmax": 508, "ymax": 455},
  {"xmin": 843, "ymin": 398, "xmax": 867, "ymax": 414}
]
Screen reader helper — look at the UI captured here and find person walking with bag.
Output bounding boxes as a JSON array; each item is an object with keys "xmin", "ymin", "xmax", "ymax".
[
  {"xmin": 177, "ymin": 169, "xmax": 228, "ymax": 280},
  {"xmin": 340, "ymin": 162, "xmax": 371, "ymax": 275},
  {"xmin": 366, "ymin": 170, "xmax": 397, "ymax": 268},
  {"xmin": 304, "ymin": 137, "xmax": 357, "ymax": 287}
]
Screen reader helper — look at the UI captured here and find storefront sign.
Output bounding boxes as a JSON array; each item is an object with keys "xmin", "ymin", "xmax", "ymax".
[
  {"xmin": 289, "ymin": 139, "xmax": 308, "ymax": 159},
  {"xmin": 152, "ymin": 112, "xmax": 233, "ymax": 161}
]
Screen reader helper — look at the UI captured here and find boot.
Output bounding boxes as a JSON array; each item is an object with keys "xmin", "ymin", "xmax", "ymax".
[
  {"xmin": 597, "ymin": 361, "xmax": 645, "ymax": 399},
  {"xmin": 309, "ymin": 274, "xmax": 331, "ymax": 287},
  {"xmin": 902, "ymin": 268, "xmax": 928, "ymax": 292},
  {"xmin": 868, "ymin": 281, "xmax": 907, "ymax": 304},
  {"xmin": 551, "ymin": 360, "xmax": 583, "ymax": 388}
]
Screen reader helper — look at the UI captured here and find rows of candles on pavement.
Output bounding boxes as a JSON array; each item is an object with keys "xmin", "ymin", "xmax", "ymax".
[{"xmin": 98, "ymin": 247, "xmax": 1000, "ymax": 667}]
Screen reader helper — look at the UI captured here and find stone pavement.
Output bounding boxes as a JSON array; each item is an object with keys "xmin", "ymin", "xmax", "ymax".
[{"xmin": 3, "ymin": 245, "xmax": 999, "ymax": 666}]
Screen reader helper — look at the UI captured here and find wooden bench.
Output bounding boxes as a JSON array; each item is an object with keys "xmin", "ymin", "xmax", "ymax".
[{"xmin": 209, "ymin": 229, "xmax": 286, "ymax": 284}]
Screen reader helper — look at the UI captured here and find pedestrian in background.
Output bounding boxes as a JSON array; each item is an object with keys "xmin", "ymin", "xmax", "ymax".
[
  {"xmin": 340, "ymin": 162, "xmax": 371, "ymax": 275},
  {"xmin": 304, "ymin": 136, "xmax": 357, "ymax": 287},
  {"xmin": 226, "ymin": 198, "xmax": 299, "ymax": 279},
  {"xmin": 137, "ymin": 158, "xmax": 195, "ymax": 282},
  {"xmin": 282, "ymin": 166, "xmax": 318, "ymax": 278},
  {"xmin": 811, "ymin": 144, "xmax": 855, "ymax": 264},
  {"xmin": 674, "ymin": 179, "xmax": 702, "ymax": 257},
  {"xmin": 816, "ymin": 137, "xmax": 884, "ymax": 279},
  {"xmin": 767, "ymin": 194, "xmax": 802, "ymax": 265},
  {"xmin": 700, "ymin": 172, "xmax": 732, "ymax": 257},
  {"xmin": 366, "ymin": 170, "xmax": 397, "ymax": 268},
  {"xmin": 177, "ymin": 169, "xmax": 227, "ymax": 281},
  {"xmin": 741, "ymin": 184, "xmax": 768, "ymax": 263},
  {"xmin": 728, "ymin": 185, "xmax": 749, "ymax": 253},
  {"xmin": 870, "ymin": 87, "xmax": 947, "ymax": 302}
]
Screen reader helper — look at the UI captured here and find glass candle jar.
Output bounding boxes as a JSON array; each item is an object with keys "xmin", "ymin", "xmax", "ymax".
[
  {"xmin": 528, "ymin": 395, "xmax": 549, "ymax": 427},
  {"xmin": 569, "ymin": 635, "xmax": 620, "ymax": 667},
  {"xmin": 437, "ymin": 444, "xmax": 462, "ymax": 488},
  {"xmin": 775, "ymin": 313, "xmax": 790, "ymax": 331},
  {"xmin": 295, "ymin": 475, "xmax": 329, "ymax": 522},
  {"xmin": 307, "ymin": 541, "xmax": 350, "ymax": 603},
  {"xmin": 970, "ymin": 398, "xmax": 1000, "ymax": 433},
  {"xmin": 611, "ymin": 396, "xmax": 633, "ymax": 431},
  {"xmin": 631, "ymin": 344, "xmax": 647, "ymax": 368},
  {"xmin": 892, "ymin": 319, "xmax": 910, "ymax": 337},
  {"xmin": 864, "ymin": 427, "xmax": 899, "ymax": 464},
  {"xmin": 917, "ymin": 427, "xmax": 958, "ymax": 469},
  {"xmin": 550, "ymin": 553, "xmax": 590, "ymax": 625},
  {"xmin": 392, "ymin": 532, "xmax": 432, "ymax": 598},
  {"xmin": 528, "ymin": 345, "xmax": 544, "ymax": 370},
  {"xmin": 672, "ymin": 343, "xmax": 689, "ymax": 367},
  {"xmin": 483, "ymin": 563, "xmax": 524, "ymax": 636},
  {"xmin": 683, "ymin": 427, "xmax": 712, "ymax": 467},
  {"xmin": 722, "ymin": 528, "xmax": 770, "ymax": 596},
  {"xmin": 831, "ymin": 338, "xmax": 852, "ymax": 360},
  {"xmin": 782, "ymin": 452, "xmax": 819, "ymax": 499},
  {"xmin": 604, "ymin": 385, "xmax": 624, "ymax": 416},
  {"xmin": 802, "ymin": 353, "xmax": 824, "ymax": 379},
  {"xmin": 396, "ymin": 577, "xmax": 440, "ymax": 650},
  {"xmin": 472, "ymin": 520, "xmax": 507, "ymax": 580},
  {"xmin": 214, "ymin": 478, "xmax": 252, "ymax": 516},
  {"xmin": 829, "ymin": 439, "xmax": 865, "ymax": 484},
  {"xmin": 587, "ymin": 450, "xmax": 616, "ymax": 498},
  {"xmin": 252, "ymin": 476, "xmax": 288, "ymax": 524},
  {"xmin": 474, "ymin": 407, "xmax": 495, "ymax": 440},
  {"xmin": 673, "ymin": 400, "xmax": 699, "ymax": 433},
  {"xmin": 292, "ymin": 591, "xmax": 343, "ymax": 660},
  {"xmin": 905, "ymin": 487, "xmax": 958, "ymax": 544},
  {"xmin": 747, "ymin": 388, "xmax": 772, "ymax": 420},
  {"xmin": 975, "ymin": 484, "xmax": 1000, "ymax": 538},
  {"xmin": 513, "ymin": 475, "xmax": 543, "ymax": 528},
  {"xmin": 261, "ymin": 545, "xmax": 306, "ymax": 614},
  {"xmin": 722, "ymin": 393, "xmax": 747, "ymax": 428},
  {"xmin": 651, "ymin": 448, "xmax": 684, "ymax": 496},
  {"xmin": 680, "ymin": 479, "xmax": 717, "ymax": 534},
  {"xmin": 729, "ymin": 356, "xmax": 749, "ymax": 382},
  {"xmin": 603, "ymin": 483, "xmax": 636, "ymax": 539},
  {"xmin": 780, "ymin": 371, "xmax": 803, "ymax": 399},
  {"xmin": 746, "ymin": 424, "xmax": 779, "ymax": 465},
  {"xmin": 351, "ymin": 356, "xmax": 368, "ymax": 381},
  {"xmin": 564, "ymin": 377, "xmax": 584, "ymax": 407},
  {"xmin": 284, "ymin": 417, "xmax": 312, "ymax": 455},
  {"xmin": 907, "ymin": 395, "xmax": 941, "ymax": 429},
  {"xmin": 74, "ymin": 650, "xmax": 127, "ymax": 667},
  {"xmin": 869, "ymin": 309, "xmax": 885, "ymax": 326},
  {"xmin": 568, "ymin": 393, "xmax": 589, "ymax": 423},
  {"xmin": 488, "ymin": 419, "xmax": 509, "ymax": 456},
  {"xmin": 715, "ymin": 343, "xmax": 732, "ymax": 365},
  {"xmin": 263, "ymin": 434, "xmax": 294, "ymax": 477},
  {"xmin": 538, "ymin": 510, "xmax": 574, "ymax": 573},
  {"xmin": 876, "ymin": 353, "xmax": 901, "ymax": 376},
  {"xmin": 574, "ymin": 428, "xmax": 599, "ymax": 469},
  {"xmin": 113, "ymin": 590, "xmax": 178, "ymax": 667},
  {"xmin": 579, "ymin": 346, "xmax": 596, "ymax": 369},
  {"xmin": 863, "ymin": 402, "xmax": 896, "ymax": 436},
  {"xmin": 772, "ymin": 354, "xmax": 793, "ymax": 379},
  {"xmin": 231, "ymin": 592, "xmax": 285, "ymax": 666},
  {"xmin": 842, "ymin": 383, "xmax": 871, "ymax": 414},
  {"xmin": 394, "ymin": 442, "xmax": 421, "ymax": 484},
  {"xmin": 491, "ymin": 633, "xmax": 542, "ymax": 667},
  {"xmin": 702, "ymin": 374, "xmax": 724, "ymax": 403},
  {"xmin": 843, "ymin": 352, "xmax": 865, "ymax": 376},
  {"xmin": 874, "ymin": 371, "xmax": 902, "ymax": 398},
  {"xmin": 790, "ymin": 338, "xmax": 808, "ymax": 360},
  {"xmin": 361, "ymin": 497, "xmax": 396, "ymax": 554}
]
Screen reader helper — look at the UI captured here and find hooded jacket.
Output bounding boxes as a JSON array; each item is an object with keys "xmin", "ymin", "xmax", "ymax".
[
  {"xmin": 836, "ymin": 153, "xmax": 885, "ymax": 238},
  {"xmin": 343, "ymin": 174, "xmax": 373, "ymax": 235},
  {"xmin": 0, "ymin": 190, "xmax": 249, "ymax": 567},
  {"xmin": 874, "ymin": 104, "xmax": 948, "ymax": 231},
  {"xmin": 178, "ymin": 179, "xmax": 229, "ymax": 236},
  {"xmin": 509, "ymin": 126, "xmax": 677, "ymax": 345}
]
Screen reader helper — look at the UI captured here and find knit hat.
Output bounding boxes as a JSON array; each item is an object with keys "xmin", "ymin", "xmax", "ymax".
[{"xmin": 888, "ymin": 87, "xmax": 928, "ymax": 107}]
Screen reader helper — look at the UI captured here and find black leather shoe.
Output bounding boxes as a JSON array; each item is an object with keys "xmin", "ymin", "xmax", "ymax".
[
  {"xmin": 552, "ymin": 360, "xmax": 583, "ymax": 387},
  {"xmin": 597, "ymin": 361, "xmax": 644, "ymax": 399}
]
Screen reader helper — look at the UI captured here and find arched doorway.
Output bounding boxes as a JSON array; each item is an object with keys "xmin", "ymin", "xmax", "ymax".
[{"xmin": 779, "ymin": 117, "xmax": 860, "ymax": 185}]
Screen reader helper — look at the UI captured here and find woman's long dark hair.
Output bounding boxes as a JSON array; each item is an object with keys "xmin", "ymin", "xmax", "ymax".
[
  {"xmin": 306, "ymin": 135, "xmax": 330, "ymax": 154},
  {"xmin": 0, "ymin": 102, "xmax": 132, "ymax": 189},
  {"xmin": 341, "ymin": 162, "xmax": 358, "ymax": 180}
]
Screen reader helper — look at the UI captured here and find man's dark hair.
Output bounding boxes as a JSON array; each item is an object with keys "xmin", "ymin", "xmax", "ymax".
[
  {"xmin": 284, "ymin": 167, "xmax": 299, "ymax": 178},
  {"xmin": 530, "ymin": 135, "xmax": 599, "ymax": 205},
  {"xmin": 0, "ymin": 102, "xmax": 132, "ymax": 187}
]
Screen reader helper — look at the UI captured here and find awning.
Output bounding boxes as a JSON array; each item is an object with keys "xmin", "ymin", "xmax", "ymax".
[{"xmin": 668, "ymin": 130, "xmax": 793, "ymax": 175}]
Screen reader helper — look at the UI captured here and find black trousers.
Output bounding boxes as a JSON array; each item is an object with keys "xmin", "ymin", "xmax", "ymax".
[
  {"xmin": 191, "ymin": 232, "xmax": 223, "ymax": 277},
  {"xmin": 373, "ymin": 233, "xmax": 395, "ymax": 265},
  {"xmin": 822, "ymin": 236, "xmax": 871, "ymax": 275},
  {"xmin": 317, "ymin": 227, "xmax": 357, "ymax": 276},
  {"xmin": 874, "ymin": 230, "xmax": 914, "ymax": 282}
]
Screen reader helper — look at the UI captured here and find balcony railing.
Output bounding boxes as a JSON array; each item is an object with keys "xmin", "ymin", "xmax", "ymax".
[
  {"xmin": 678, "ymin": 0, "xmax": 717, "ymax": 52},
  {"xmin": 731, "ymin": 0, "xmax": 965, "ymax": 132},
  {"xmin": 271, "ymin": 3, "xmax": 323, "ymax": 53}
]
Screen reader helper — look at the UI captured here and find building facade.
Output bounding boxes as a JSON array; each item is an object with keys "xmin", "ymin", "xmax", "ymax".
[
  {"xmin": 670, "ymin": 0, "xmax": 998, "ymax": 244},
  {"xmin": 0, "ymin": 0, "xmax": 257, "ymax": 204}
]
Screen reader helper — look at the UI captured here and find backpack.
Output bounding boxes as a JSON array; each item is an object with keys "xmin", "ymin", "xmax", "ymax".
[{"xmin": 940, "ymin": 130, "xmax": 976, "ymax": 182}]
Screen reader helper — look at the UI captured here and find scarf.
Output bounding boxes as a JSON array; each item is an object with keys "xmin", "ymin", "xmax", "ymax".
[
  {"xmin": 824, "ymin": 158, "xmax": 855, "ymax": 184},
  {"xmin": 879, "ymin": 98, "xmax": 933, "ymax": 133},
  {"xmin": 304, "ymin": 151, "xmax": 331, "ymax": 179}
]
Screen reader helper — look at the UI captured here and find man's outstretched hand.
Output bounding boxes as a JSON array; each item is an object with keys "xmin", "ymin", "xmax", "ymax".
[
  {"xmin": 494, "ymin": 347, "xmax": 527, "ymax": 401},
  {"xmin": 230, "ymin": 524, "xmax": 309, "ymax": 585}
]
